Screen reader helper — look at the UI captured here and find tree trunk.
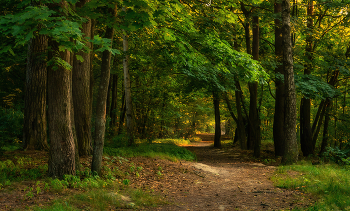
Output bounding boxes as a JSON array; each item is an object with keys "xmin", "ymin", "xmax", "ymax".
[
  {"xmin": 47, "ymin": 39, "xmax": 75, "ymax": 178},
  {"xmin": 273, "ymin": 1, "xmax": 285, "ymax": 157},
  {"xmin": 91, "ymin": 26, "xmax": 114, "ymax": 175},
  {"xmin": 320, "ymin": 101, "xmax": 331, "ymax": 155},
  {"xmin": 23, "ymin": 34, "xmax": 49, "ymax": 151},
  {"xmin": 213, "ymin": 92, "xmax": 221, "ymax": 148},
  {"xmin": 110, "ymin": 74, "xmax": 118, "ymax": 126},
  {"xmin": 106, "ymin": 75, "xmax": 112, "ymax": 119},
  {"xmin": 281, "ymin": 0, "xmax": 298, "ymax": 164},
  {"xmin": 69, "ymin": 50, "xmax": 80, "ymax": 172},
  {"xmin": 118, "ymin": 92, "xmax": 126, "ymax": 135},
  {"xmin": 251, "ymin": 14, "xmax": 261, "ymax": 157},
  {"xmin": 300, "ymin": 0, "xmax": 314, "ymax": 157},
  {"xmin": 72, "ymin": 0, "xmax": 92, "ymax": 157},
  {"xmin": 123, "ymin": 31, "xmax": 135, "ymax": 146},
  {"xmin": 235, "ymin": 80, "xmax": 247, "ymax": 150}
]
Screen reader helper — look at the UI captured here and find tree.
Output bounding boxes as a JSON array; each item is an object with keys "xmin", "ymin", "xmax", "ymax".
[
  {"xmin": 91, "ymin": 5, "xmax": 117, "ymax": 175},
  {"xmin": 281, "ymin": 0, "xmax": 298, "ymax": 164},
  {"xmin": 213, "ymin": 91, "xmax": 221, "ymax": 148},
  {"xmin": 47, "ymin": 39, "xmax": 76, "ymax": 178},
  {"xmin": 273, "ymin": 0, "xmax": 285, "ymax": 157},
  {"xmin": 91, "ymin": 20, "xmax": 115, "ymax": 175},
  {"xmin": 123, "ymin": 31, "xmax": 134, "ymax": 146},
  {"xmin": 72, "ymin": 0, "xmax": 92, "ymax": 157},
  {"xmin": 23, "ymin": 33, "xmax": 49, "ymax": 151}
]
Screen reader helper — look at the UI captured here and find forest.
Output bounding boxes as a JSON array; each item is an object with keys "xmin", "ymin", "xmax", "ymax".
[{"xmin": 1, "ymin": 0, "xmax": 350, "ymax": 210}]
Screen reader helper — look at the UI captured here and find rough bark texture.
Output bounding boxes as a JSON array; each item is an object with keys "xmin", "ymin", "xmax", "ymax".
[
  {"xmin": 273, "ymin": 1, "xmax": 285, "ymax": 157},
  {"xmin": 123, "ymin": 31, "xmax": 135, "ymax": 146},
  {"xmin": 73, "ymin": 0, "xmax": 92, "ymax": 157},
  {"xmin": 213, "ymin": 92, "xmax": 221, "ymax": 148},
  {"xmin": 91, "ymin": 26, "xmax": 114, "ymax": 175},
  {"xmin": 300, "ymin": 0, "xmax": 314, "ymax": 156},
  {"xmin": 281, "ymin": 0, "xmax": 298, "ymax": 164},
  {"xmin": 23, "ymin": 34, "xmax": 49, "ymax": 151},
  {"xmin": 47, "ymin": 39, "xmax": 75, "ymax": 178}
]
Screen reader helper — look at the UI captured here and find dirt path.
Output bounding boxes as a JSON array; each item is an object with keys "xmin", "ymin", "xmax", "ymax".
[{"xmin": 155, "ymin": 134, "xmax": 314, "ymax": 211}]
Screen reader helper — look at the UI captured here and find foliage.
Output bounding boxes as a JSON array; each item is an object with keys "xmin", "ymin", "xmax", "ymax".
[
  {"xmin": 272, "ymin": 162, "xmax": 350, "ymax": 210},
  {"xmin": 295, "ymin": 74, "xmax": 341, "ymax": 100},
  {"xmin": 0, "ymin": 107, "xmax": 23, "ymax": 154},
  {"xmin": 323, "ymin": 144, "xmax": 350, "ymax": 165},
  {"xmin": 0, "ymin": 157, "xmax": 47, "ymax": 187},
  {"xmin": 104, "ymin": 143, "xmax": 196, "ymax": 161}
]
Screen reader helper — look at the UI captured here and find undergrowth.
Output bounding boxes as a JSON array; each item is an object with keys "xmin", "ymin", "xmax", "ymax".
[
  {"xmin": 104, "ymin": 143, "xmax": 196, "ymax": 161},
  {"xmin": 0, "ymin": 138, "xmax": 195, "ymax": 210},
  {"xmin": 272, "ymin": 161, "xmax": 350, "ymax": 210}
]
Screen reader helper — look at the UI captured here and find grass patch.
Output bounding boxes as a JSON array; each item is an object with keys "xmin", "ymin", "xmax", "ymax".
[
  {"xmin": 152, "ymin": 138, "xmax": 191, "ymax": 145},
  {"xmin": 272, "ymin": 161, "xmax": 350, "ymax": 210},
  {"xmin": 0, "ymin": 157, "xmax": 47, "ymax": 187},
  {"xmin": 104, "ymin": 143, "xmax": 196, "ymax": 161}
]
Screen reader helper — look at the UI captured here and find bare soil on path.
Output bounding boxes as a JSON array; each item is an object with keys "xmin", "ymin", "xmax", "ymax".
[{"xmin": 155, "ymin": 134, "xmax": 315, "ymax": 211}]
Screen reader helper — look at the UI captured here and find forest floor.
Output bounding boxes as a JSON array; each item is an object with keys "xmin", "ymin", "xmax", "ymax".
[
  {"xmin": 0, "ymin": 134, "xmax": 316, "ymax": 210},
  {"xmin": 154, "ymin": 134, "xmax": 316, "ymax": 210}
]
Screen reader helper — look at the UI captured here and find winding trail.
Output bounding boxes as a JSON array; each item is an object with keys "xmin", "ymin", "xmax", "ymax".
[{"xmin": 156, "ymin": 134, "xmax": 314, "ymax": 211}]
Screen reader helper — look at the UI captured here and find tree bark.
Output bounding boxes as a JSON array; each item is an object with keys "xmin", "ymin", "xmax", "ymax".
[
  {"xmin": 110, "ymin": 74, "xmax": 118, "ymax": 126},
  {"xmin": 123, "ymin": 31, "xmax": 135, "ymax": 146},
  {"xmin": 91, "ymin": 26, "xmax": 114, "ymax": 175},
  {"xmin": 213, "ymin": 91, "xmax": 221, "ymax": 148},
  {"xmin": 23, "ymin": 34, "xmax": 49, "ymax": 151},
  {"xmin": 300, "ymin": 0, "xmax": 314, "ymax": 156},
  {"xmin": 106, "ymin": 75, "xmax": 112, "ymax": 119},
  {"xmin": 251, "ymin": 14, "xmax": 261, "ymax": 157},
  {"xmin": 273, "ymin": 0, "xmax": 285, "ymax": 157},
  {"xmin": 47, "ymin": 39, "xmax": 75, "ymax": 178},
  {"xmin": 118, "ymin": 91, "xmax": 126, "ymax": 135},
  {"xmin": 235, "ymin": 80, "xmax": 247, "ymax": 150},
  {"xmin": 319, "ymin": 101, "xmax": 331, "ymax": 155},
  {"xmin": 72, "ymin": 0, "xmax": 92, "ymax": 157},
  {"xmin": 281, "ymin": 0, "xmax": 298, "ymax": 164}
]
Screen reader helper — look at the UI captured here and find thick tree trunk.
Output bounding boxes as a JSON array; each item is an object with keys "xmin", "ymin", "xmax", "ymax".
[
  {"xmin": 73, "ymin": 0, "xmax": 92, "ymax": 157},
  {"xmin": 213, "ymin": 92, "xmax": 221, "ymax": 148},
  {"xmin": 300, "ymin": 0, "xmax": 314, "ymax": 156},
  {"xmin": 47, "ymin": 39, "xmax": 75, "ymax": 178},
  {"xmin": 23, "ymin": 34, "xmax": 49, "ymax": 151},
  {"xmin": 281, "ymin": 0, "xmax": 298, "ymax": 164},
  {"xmin": 91, "ymin": 26, "xmax": 114, "ymax": 175},
  {"xmin": 273, "ymin": 1, "xmax": 285, "ymax": 157},
  {"xmin": 123, "ymin": 32, "xmax": 135, "ymax": 146}
]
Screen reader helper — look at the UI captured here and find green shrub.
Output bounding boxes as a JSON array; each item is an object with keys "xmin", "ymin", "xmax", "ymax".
[
  {"xmin": 323, "ymin": 144, "xmax": 350, "ymax": 165},
  {"xmin": 0, "ymin": 107, "xmax": 23, "ymax": 154}
]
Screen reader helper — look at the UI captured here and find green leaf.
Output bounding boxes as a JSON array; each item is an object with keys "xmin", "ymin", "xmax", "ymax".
[{"xmin": 76, "ymin": 55, "xmax": 84, "ymax": 62}]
